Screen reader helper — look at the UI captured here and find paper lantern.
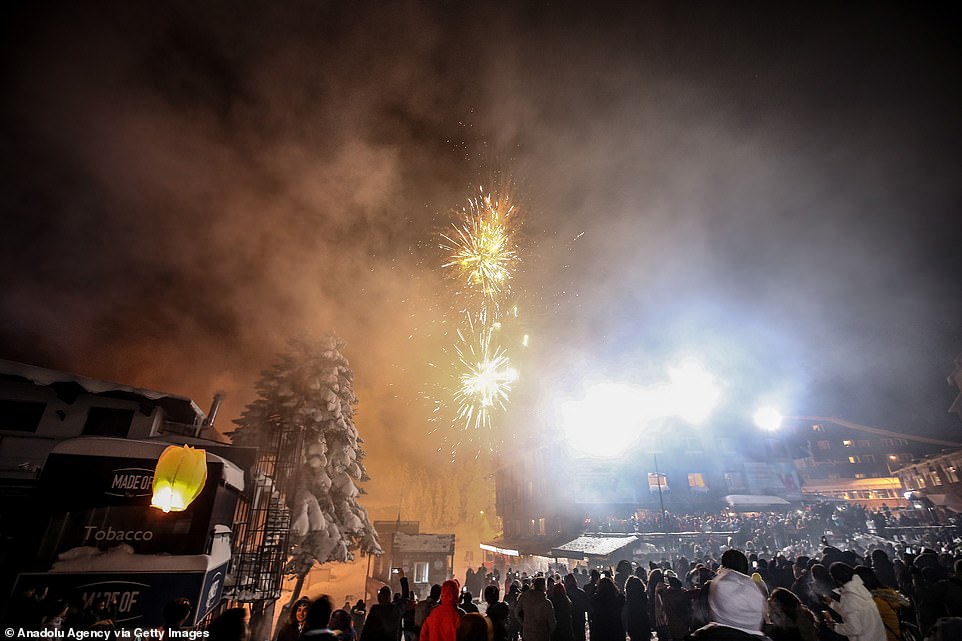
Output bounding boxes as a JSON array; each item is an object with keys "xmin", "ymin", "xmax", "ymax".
[{"xmin": 151, "ymin": 444, "xmax": 208, "ymax": 513}]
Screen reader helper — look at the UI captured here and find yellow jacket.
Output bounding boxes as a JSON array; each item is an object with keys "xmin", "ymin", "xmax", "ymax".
[{"xmin": 871, "ymin": 587, "xmax": 910, "ymax": 641}]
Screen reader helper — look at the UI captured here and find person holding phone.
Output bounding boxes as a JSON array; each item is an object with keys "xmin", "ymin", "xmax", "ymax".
[{"xmin": 822, "ymin": 563, "xmax": 885, "ymax": 641}]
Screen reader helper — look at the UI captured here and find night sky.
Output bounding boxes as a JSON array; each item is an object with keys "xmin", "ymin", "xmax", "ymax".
[{"xmin": 1, "ymin": 1, "xmax": 961, "ymax": 499}]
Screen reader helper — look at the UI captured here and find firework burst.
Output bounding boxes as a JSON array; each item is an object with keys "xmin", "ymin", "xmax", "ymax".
[
  {"xmin": 440, "ymin": 188, "xmax": 519, "ymax": 305},
  {"xmin": 428, "ymin": 184, "xmax": 525, "ymax": 459},
  {"xmin": 453, "ymin": 323, "xmax": 518, "ymax": 433}
]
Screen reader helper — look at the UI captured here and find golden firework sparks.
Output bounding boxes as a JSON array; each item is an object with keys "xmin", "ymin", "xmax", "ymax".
[
  {"xmin": 454, "ymin": 325, "xmax": 519, "ymax": 432},
  {"xmin": 441, "ymin": 188, "xmax": 518, "ymax": 301}
]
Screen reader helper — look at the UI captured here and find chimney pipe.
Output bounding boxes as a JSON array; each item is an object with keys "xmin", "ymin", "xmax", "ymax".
[{"xmin": 201, "ymin": 392, "xmax": 225, "ymax": 435}]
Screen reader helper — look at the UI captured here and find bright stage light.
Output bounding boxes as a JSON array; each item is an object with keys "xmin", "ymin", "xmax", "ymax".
[
  {"xmin": 560, "ymin": 383, "xmax": 645, "ymax": 458},
  {"xmin": 559, "ymin": 359, "xmax": 720, "ymax": 458},
  {"xmin": 665, "ymin": 358, "xmax": 720, "ymax": 424},
  {"xmin": 753, "ymin": 406, "xmax": 784, "ymax": 431}
]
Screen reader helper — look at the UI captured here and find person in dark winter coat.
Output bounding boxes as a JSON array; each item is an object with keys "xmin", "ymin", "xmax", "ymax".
[
  {"xmin": 764, "ymin": 588, "xmax": 817, "ymax": 641},
  {"xmin": 647, "ymin": 569, "xmax": 665, "ymax": 640},
  {"xmin": 362, "ymin": 574, "xmax": 410, "ymax": 641},
  {"xmin": 563, "ymin": 574, "xmax": 588, "ymax": 641},
  {"xmin": 588, "ymin": 577, "xmax": 625, "ymax": 641},
  {"xmin": 330, "ymin": 610, "xmax": 358, "ymax": 641},
  {"xmin": 415, "ymin": 585, "xmax": 443, "ymax": 639},
  {"xmin": 549, "ymin": 584, "xmax": 575, "ymax": 641},
  {"xmin": 505, "ymin": 583, "xmax": 522, "ymax": 641},
  {"xmin": 484, "ymin": 585, "xmax": 511, "ymax": 641},
  {"xmin": 460, "ymin": 592, "xmax": 479, "ymax": 614},
  {"xmin": 870, "ymin": 551, "xmax": 898, "ymax": 590},
  {"xmin": 517, "ymin": 577, "xmax": 556, "ymax": 641},
  {"xmin": 938, "ymin": 558, "xmax": 962, "ymax": 617},
  {"xmin": 615, "ymin": 561, "xmax": 633, "ymax": 595},
  {"xmin": 658, "ymin": 576, "xmax": 691, "ymax": 641},
  {"xmin": 352, "ymin": 601, "xmax": 368, "ymax": 637},
  {"xmin": 302, "ymin": 596, "xmax": 337, "ymax": 641},
  {"xmin": 622, "ymin": 575, "xmax": 651, "ymax": 641}
]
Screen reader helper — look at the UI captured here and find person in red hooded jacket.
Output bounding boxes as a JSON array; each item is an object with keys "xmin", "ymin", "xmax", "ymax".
[{"xmin": 420, "ymin": 580, "xmax": 465, "ymax": 641}]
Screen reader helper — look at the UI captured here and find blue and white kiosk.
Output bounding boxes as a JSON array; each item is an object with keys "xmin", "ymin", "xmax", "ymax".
[{"xmin": 10, "ymin": 436, "xmax": 244, "ymax": 628}]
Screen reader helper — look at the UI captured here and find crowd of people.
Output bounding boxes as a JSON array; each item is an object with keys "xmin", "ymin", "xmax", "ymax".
[
  {"xmin": 12, "ymin": 506, "xmax": 962, "ymax": 641},
  {"xmin": 266, "ymin": 502, "xmax": 962, "ymax": 641},
  {"xmin": 590, "ymin": 505, "xmax": 958, "ymax": 553},
  {"xmin": 274, "ymin": 531, "xmax": 962, "ymax": 641}
]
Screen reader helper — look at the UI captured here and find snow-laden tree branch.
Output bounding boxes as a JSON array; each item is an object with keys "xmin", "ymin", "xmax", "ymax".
[{"xmin": 230, "ymin": 333, "xmax": 381, "ymax": 580}]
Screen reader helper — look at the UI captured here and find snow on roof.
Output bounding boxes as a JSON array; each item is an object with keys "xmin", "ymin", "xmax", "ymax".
[
  {"xmin": 0, "ymin": 358, "xmax": 205, "ymax": 425},
  {"xmin": 51, "ymin": 436, "xmax": 244, "ymax": 491},
  {"xmin": 51, "ymin": 540, "xmax": 231, "ymax": 573},
  {"xmin": 393, "ymin": 532, "xmax": 455, "ymax": 554},
  {"xmin": 552, "ymin": 535, "xmax": 639, "ymax": 557},
  {"xmin": 724, "ymin": 494, "xmax": 791, "ymax": 507}
]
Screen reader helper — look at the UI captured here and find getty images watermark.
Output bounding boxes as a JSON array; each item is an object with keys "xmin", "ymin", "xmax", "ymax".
[{"xmin": 5, "ymin": 630, "xmax": 209, "ymax": 639}]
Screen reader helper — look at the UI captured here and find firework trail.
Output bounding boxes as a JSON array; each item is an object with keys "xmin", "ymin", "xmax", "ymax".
[{"xmin": 432, "ymin": 185, "xmax": 524, "ymax": 457}]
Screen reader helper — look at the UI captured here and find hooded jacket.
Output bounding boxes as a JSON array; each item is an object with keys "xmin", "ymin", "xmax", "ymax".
[
  {"xmin": 826, "ymin": 576, "xmax": 886, "ymax": 641},
  {"xmin": 869, "ymin": 587, "xmax": 909, "ymax": 641},
  {"xmin": 419, "ymin": 580, "xmax": 463, "ymax": 641}
]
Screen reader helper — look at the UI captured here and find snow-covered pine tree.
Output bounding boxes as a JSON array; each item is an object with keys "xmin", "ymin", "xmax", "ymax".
[{"xmin": 230, "ymin": 334, "xmax": 381, "ymax": 599}]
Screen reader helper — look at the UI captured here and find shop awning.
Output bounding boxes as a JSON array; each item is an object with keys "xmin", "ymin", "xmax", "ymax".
[
  {"xmin": 480, "ymin": 537, "xmax": 565, "ymax": 558},
  {"xmin": 724, "ymin": 494, "xmax": 791, "ymax": 511},
  {"xmin": 551, "ymin": 535, "xmax": 639, "ymax": 559}
]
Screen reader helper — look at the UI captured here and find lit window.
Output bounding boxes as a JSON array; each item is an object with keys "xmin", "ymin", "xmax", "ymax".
[
  {"xmin": 842, "ymin": 440, "xmax": 854, "ymax": 448},
  {"xmin": 849, "ymin": 456, "xmax": 860, "ymax": 464},
  {"xmin": 648, "ymin": 473, "xmax": 669, "ymax": 493},
  {"xmin": 688, "ymin": 473, "xmax": 708, "ymax": 493},
  {"xmin": 414, "ymin": 562, "xmax": 429, "ymax": 583}
]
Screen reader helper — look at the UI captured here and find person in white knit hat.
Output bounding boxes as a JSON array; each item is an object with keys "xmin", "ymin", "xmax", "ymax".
[{"xmin": 687, "ymin": 568, "xmax": 771, "ymax": 640}]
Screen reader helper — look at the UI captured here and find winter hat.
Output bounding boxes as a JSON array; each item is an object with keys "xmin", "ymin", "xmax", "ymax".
[
  {"xmin": 709, "ymin": 569, "xmax": 766, "ymax": 634},
  {"xmin": 721, "ymin": 549, "xmax": 750, "ymax": 575}
]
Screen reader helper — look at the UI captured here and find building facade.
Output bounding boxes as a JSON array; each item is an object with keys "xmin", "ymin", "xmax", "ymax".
[{"xmin": 0, "ymin": 359, "xmax": 281, "ymax": 632}]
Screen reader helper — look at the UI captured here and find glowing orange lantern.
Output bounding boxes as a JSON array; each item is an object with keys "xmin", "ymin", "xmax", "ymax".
[{"xmin": 150, "ymin": 445, "xmax": 208, "ymax": 513}]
